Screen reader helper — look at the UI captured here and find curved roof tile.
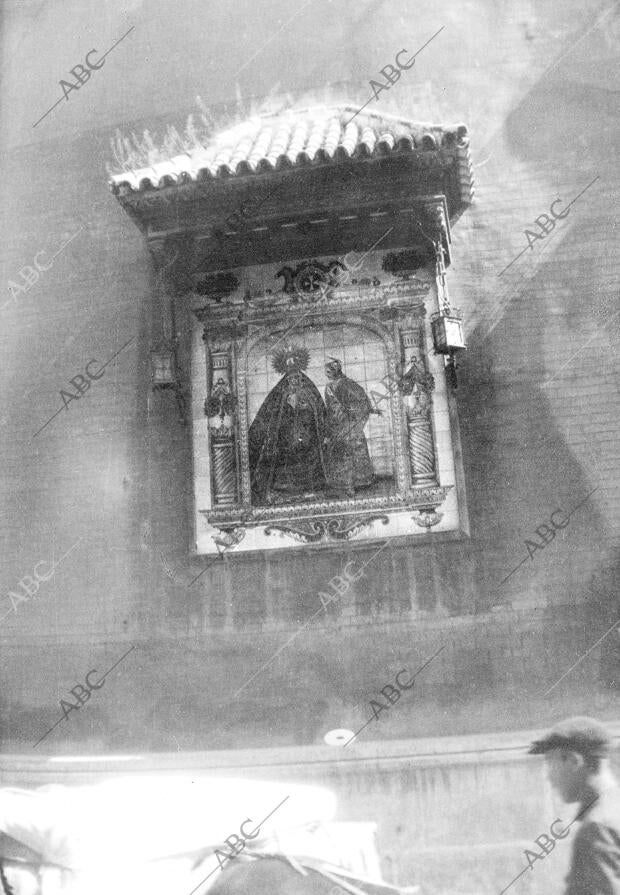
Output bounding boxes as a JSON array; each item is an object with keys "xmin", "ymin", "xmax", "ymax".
[
  {"xmin": 358, "ymin": 125, "xmax": 376, "ymax": 156},
  {"xmin": 109, "ymin": 104, "xmax": 472, "ymax": 201},
  {"xmin": 287, "ymin": 121, "xmax": 308, "ymax": 163},
  {"xmin": 305, "ymin": 118, "xmax": 329, "ymax": 161}
]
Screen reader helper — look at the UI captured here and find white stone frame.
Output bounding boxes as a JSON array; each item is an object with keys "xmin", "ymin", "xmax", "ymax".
[{"xmin": 190, "ymin": 253, "xmax": 467, "ymax": 555}]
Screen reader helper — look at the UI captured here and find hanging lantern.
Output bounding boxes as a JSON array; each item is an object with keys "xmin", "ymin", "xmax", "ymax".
[
  {"xmin": 430, "ymin": 308, "xmax": 466, "ymax": 354},
  {"xmin": 150, "ymin": 346, "xmax": 176, "ymax": 387},
  {"xmin": 150, "ymin": 343, "xmax": 187, "ymax": 423},
  {"xmin": 431, "ymin": 240, "xmax": 466, "ymax": 388}
]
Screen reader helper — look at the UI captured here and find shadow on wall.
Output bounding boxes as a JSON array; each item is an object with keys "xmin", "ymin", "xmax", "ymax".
[
  {"xmin": 459, "ymin": 316, "xmax": 609, "ymax": 614},
  {"xmin": 454, "ymin": 4, "xmax": 619, "ymax": 612}
]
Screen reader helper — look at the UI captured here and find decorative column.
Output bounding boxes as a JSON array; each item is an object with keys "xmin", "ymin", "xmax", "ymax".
[
  {"xmin": 400, "ymin": 329, "xmax": 437, "ymax": 484},
  {"xmin": 205, "ymin": 343, "xmax": 238, "ymax": 505}
]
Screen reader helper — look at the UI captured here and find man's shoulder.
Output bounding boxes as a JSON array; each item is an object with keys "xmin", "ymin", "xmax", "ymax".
[
  {"xmin": 575, "ymin": 789, "xmax": 620, "ymax": 849},
  {"xmin": 586, "ymin": 788, "xmax": 620, "ymax": 830},
  {"xmin": 564, "ymin": 789, "xmax": 620, "ymax": 894}
]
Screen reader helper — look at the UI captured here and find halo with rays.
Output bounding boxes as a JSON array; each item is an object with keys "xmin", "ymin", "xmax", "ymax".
[{"xmin": 272, "ymin": 344, "xmax": 310, "ymax": 375}]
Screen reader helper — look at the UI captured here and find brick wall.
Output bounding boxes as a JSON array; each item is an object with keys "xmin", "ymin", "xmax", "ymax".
[{"xmin": 0, "ymin": 0, "xmax": 618, "ymax": 751}]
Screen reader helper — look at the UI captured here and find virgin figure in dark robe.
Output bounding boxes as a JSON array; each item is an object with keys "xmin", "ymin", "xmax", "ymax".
[
  {"xmin": 249, "ymin": 345, "xmax": 328, "ymax": 504},
  {"xmin": 324, "ymin": 358, "xmax": 379, "ymax": 497}
]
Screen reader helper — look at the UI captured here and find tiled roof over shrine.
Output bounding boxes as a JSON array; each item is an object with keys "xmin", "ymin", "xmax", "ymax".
[{"xmin": 109, "ymin": 105, "xmax": 473, "ymax": 205}]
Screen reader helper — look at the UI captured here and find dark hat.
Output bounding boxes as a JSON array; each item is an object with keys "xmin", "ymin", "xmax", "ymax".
[{"xmin": 529, "ymin": 716, "xmax": 612, "ymax": 757}]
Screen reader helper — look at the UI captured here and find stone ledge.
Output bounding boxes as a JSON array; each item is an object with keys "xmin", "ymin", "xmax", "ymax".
[{"xmin": 2, "ymin": 724, "xmax": 619, "ymax": 780}]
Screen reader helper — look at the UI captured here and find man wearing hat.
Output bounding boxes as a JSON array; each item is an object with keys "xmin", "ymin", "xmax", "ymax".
[{"xmin": 529, "ymin": 716, "xmax": 620, "ymax": 893}]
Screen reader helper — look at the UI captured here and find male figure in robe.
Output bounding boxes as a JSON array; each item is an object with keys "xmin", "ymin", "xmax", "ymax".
[
  {"xmin": 324, "ymin": 358, "xmax": 380, "ymax": 497},
  {"xmin": 249, "ymin": 345, "xmax": 328, "ymax": 504}
]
